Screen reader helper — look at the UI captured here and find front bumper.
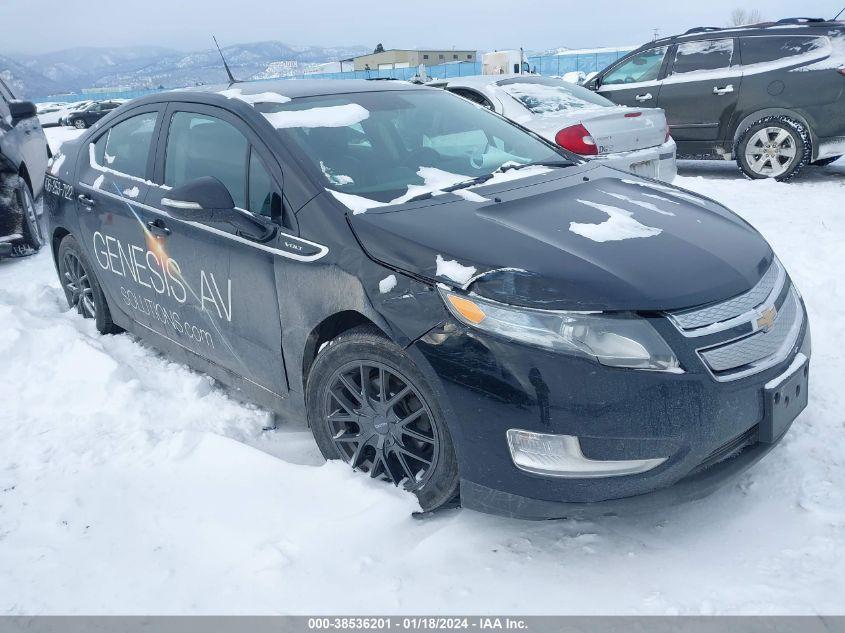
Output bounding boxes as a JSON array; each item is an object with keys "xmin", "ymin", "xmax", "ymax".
[
  {"xmin": 407, "ymin": 302, "xmax": 810, "ymax": 520},
  {"xmin": 595, "ymin": 138, "xmax": 677, "ymax": 183}
]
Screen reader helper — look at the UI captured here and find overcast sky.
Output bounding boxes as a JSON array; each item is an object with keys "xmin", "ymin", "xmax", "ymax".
[{"xmin": 3, "ymin": 0, "xmax": 842, "ymax": 55}]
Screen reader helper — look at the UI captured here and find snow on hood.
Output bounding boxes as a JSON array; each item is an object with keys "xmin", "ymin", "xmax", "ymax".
[
  {"xmin": 569, "ymin": 199, "xmax": 662, "ymax": 242},
  {"xmin": 347, "ymin": 165, "xmax": 773, "ymax": 311},
  {"xmin": 263, "ymin": 104, "xmax": 369, "ymax": 129}
]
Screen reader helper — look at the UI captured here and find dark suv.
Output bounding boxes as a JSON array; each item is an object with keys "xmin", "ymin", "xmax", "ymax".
[
  {"xmin": 585, "ymin": 17, "xmax": 845, "ymax": 180},
  {"xmin": 64, "ymin": 100, "xmax": 123, "ymax": 129},
  {"xmin": 1, "ymin": 75, "xmax": 49, "ymax": 257}
]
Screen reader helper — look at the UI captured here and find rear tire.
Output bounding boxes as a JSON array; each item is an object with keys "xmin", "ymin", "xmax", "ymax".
[
  {"xmin": 0, "ymin": 175, "xmax": 43, "ymax": 254},
  {"xmin": 735, "ymin": 115, "xmax": 811, "ymax": 181},
  {"xmin": 58, "ymin": 234, "xmax": 121, "ymax": 335},
  {"xmin": 306, "ymin": 326, "xmax": 460, "ymax": 512},
  {"xmin": 73, "ymin": 119, "xmax": 87, "ymax": 129}
]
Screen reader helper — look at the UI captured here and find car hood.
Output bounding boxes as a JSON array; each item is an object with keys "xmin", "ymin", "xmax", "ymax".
[{"xmin": 345, "ymin": 163, "xmax": 773, "ymax": 312}]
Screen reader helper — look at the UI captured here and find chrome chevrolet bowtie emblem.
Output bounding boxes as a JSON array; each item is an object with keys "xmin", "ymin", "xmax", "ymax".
[{"xmin": 756, "ymin": 306, "xmax": 778, "ymax": 332}]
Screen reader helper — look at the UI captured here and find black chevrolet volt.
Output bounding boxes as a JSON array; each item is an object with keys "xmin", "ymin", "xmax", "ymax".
[{"xmin": 43, "ymin": 79, "xmax": 810, "ymax": 519}]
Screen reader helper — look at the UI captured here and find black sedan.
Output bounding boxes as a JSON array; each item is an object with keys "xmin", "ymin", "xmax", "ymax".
[
  {"xmin": 44, "ymin": 80, "xmax": 810, "ymax": 519},
  {"xmin": 63, "ymin": 100, "xmax": 122, "ymax": 129}
]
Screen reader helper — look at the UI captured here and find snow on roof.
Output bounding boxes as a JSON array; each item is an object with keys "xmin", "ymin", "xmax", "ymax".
[
  {"xmin": 263, "ymin": 103, "xmax": 370, "ymax": 129},
  {"xmin": 218, "ymin": 88, "xmax": 291, "ymax": 105}
]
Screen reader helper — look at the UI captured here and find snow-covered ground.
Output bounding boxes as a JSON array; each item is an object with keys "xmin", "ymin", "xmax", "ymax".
[{"xmin": 1, "ymin": 129, "xmax": 843, "ymax": 615}]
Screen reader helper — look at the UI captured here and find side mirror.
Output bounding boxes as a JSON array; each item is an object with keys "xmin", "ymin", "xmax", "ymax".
[
  {"xmin": 161, "ymin": 176, "xmax": 275, "ymax": 242},
  {"xmin": 10, "ymin": 100, "xmax": 37, "ymax": 122}
]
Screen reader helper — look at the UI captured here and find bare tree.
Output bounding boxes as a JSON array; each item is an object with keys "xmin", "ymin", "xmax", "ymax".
[{"xmin": 729, "ymin": 8, "xmax": 765, "ymax": 26}]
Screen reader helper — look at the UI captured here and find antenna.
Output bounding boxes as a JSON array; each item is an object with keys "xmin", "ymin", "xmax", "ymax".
[
  {"xmin": 833, "ymin": 5, "xmax": 845, "ymax": 20},
  {"xmin": 212, "ymin": 35, "xmax": 237, "ymax": 84}
]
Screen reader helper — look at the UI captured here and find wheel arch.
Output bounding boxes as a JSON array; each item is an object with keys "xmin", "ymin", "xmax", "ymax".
[
  {"xmin": 302, "ymin": 310, "xmax": 388, "ymax": 386},
  {"xmin": 51, "ymin": 226, "xmax": 72, "ymax": 270},
  {"xmin": 17, "ymin": 162, "xmax": 32, "ymax": 195}
]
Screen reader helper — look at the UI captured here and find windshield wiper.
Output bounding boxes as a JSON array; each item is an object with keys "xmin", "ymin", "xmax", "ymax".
[
  {"xmin": 403, "ymin": 174, "xmax": 495, "ymax": 203},
  {"xmin": 496, "ymin": 159, "xmax": 574, "ymax": 172},
  {"xmin": 402, "ymin": 160, "xmax": 572, "ymax": 204}
]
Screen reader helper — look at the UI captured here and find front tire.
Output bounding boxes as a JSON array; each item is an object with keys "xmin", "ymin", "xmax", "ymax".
[
  {"xmin": 58, "ymin": 234, "xmax": 121, "ymax": 334},
  {"xmin": 735, "ymin": 115, "xmax": 811, "ymax": 181},
  {"xmin": 306, "ymin": 327, "xmax": 460, "ymax": 511},
  {"xmin": 73, "ymin": 118, "xmax": 87, "ymax": 129}
]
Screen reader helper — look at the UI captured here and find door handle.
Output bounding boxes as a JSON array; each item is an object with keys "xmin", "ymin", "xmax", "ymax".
[
  {"xmin": 635, "ymin": 92, "xmax": 653, "ymax": 102},
  {"xmin": 146, "ymin": 219, "xmax": 171, "ymax": 237},
  {"xmin": 77, "ymin": 193, "xmax": 96, "ymax": 208},
  {"xmin": 713, "ymin": 84, "xmax": 734, "ymax": 95}
]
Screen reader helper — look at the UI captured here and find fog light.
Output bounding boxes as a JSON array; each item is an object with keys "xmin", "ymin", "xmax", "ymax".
[{"xmin": 506, "ymin": 429, "xmax": 667, "ymax": 478}]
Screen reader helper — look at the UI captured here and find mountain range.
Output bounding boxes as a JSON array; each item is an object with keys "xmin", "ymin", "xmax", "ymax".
[{"xmin": 0, "ymin": 41, "xmax": 371, "ymax": 99}]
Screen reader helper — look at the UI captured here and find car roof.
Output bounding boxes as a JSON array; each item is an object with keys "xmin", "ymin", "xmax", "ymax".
[
  {"xmin": 184, "ymin": 78, "xmax": 427, "ymax": 99},
  {"xmin": 638, "ymin": 18, "xmax": 844, "ymax": 51}
]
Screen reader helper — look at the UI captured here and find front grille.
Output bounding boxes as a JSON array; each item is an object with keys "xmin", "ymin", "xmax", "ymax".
[
  {"xmin": 667, "ymin": 258, "xmax": 805, "ymax": 381},
  {"xmin": 699, "ymin": 287, "xmax": 803, "ymax": 380},
  {"xmin": 671, "ymin": 259, "xmax": 783, "ymax": 332}
]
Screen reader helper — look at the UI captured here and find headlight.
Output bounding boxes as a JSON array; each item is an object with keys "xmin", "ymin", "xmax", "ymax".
[{"xmin": 439, "ymin": 288, "xmax": 681, "ymax": 372}]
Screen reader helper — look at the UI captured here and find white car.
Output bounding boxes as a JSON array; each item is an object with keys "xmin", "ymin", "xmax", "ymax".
[
  {"xmin": 433, "ymin": 74, "xmax": 677, "ymax": 182},
  {"xmin": 36, "ymin": 102, "xmax": 67, "ymax": 127}
]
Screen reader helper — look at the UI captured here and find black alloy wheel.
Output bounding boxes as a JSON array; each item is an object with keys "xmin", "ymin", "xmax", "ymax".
[{"xmin": 324, "ymin": 360, "xmax": 439, "ymax": 489}]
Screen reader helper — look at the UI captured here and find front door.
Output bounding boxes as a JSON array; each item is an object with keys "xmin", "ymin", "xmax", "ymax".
[
  {"xmin": 656, "ymin": 38, "xmax": 741, "ymax": 156},
  {"xmin": 140, "ymin": 104, "xmax": 288, "ymax": 398},
  {"xmin": 595, "ymin": 45, "xmax": 670, "ymax": 108}
]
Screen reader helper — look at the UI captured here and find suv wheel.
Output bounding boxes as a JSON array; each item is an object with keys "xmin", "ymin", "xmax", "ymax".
[
  {"xmin": 58, "ymin": 234, "xmax": 121, "ymax": 334},
  {"xmin": 73, "ymin": 119, "xmax": 87, "ymax": 129},
  {"xmin": 735, "ymin": 115, "xmax": 811, "ymax": 181},
  {"xmin": 306, "ymin": 326, "xmax": 460, "ymax": 512}
]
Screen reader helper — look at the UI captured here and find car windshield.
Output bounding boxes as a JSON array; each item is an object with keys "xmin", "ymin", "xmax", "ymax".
[
  {"xmin": 257, "ymin": 89, "xmax": 569, "ymax": 203},
  {"xmin": 497, "ymin": 77, "xmax": 614, "ymax": 114}
]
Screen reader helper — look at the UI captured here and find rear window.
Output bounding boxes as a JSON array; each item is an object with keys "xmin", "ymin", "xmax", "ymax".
[
  {"xmin": 739, "ymin": 36, "xmax": 829, "ymax": 65},
  {"xmin": 671, "ymin": 39, "xmax": 735, "ymax": 75},
  {"xmin": 498, "ymin": 77, "xmax": 614, "ymax": 114}
]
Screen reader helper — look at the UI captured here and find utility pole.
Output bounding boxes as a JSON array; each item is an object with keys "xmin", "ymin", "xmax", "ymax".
[{"xmin": 653, "ymin": 28, "xmax": 660, "ymax": 41}]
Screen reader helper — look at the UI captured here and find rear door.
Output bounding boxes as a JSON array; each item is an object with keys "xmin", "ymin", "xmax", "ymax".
[
  {"xmin": 595, "ymin": 45, "xmax": 670, "ymax": 108},
  {"xmin": 141, "ymin": 103, "xmax": 288, "ymax": 397},
  {"xmin": 74, "ymin": 106, "xmax": 164, "ymax": 332},
  {"xmin": 657, "ymin": 38, "xmax": 741, "ymax": 154}
]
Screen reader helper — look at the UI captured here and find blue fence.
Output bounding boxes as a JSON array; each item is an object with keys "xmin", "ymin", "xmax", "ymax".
[
  {"xmin": 527, "ymin": 49, "xmax": 634, "ymax": 77},
  {"xmin": 32, "ymin": 49, "xmax": 632, "ymax": 104}
]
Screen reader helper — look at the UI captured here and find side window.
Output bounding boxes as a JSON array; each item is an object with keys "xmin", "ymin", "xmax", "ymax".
[
  {"xmin": 740, "ymin": 36, "xmax": 828, "ymax": 66},
  {"xmin": 164, "ymin": 112, "xmax": 248, "ymax": 208},
  {"xmin": 602, "ymin": 46, "xmax": 668, "ymax": 85},
  {"xmin": 95, "ymin": 111, "xmax": 159, "ymax": 179},
  {"xmin": 248, "ymin": 149, "xmax": 275, "ymax": 217},
  {"xmin": 449, "ymin": 88, "xmax": 494, "ymax": 110},
  {"xmin": 671, "ymin": 39, "xmax": 734, "ymax": 75}
]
